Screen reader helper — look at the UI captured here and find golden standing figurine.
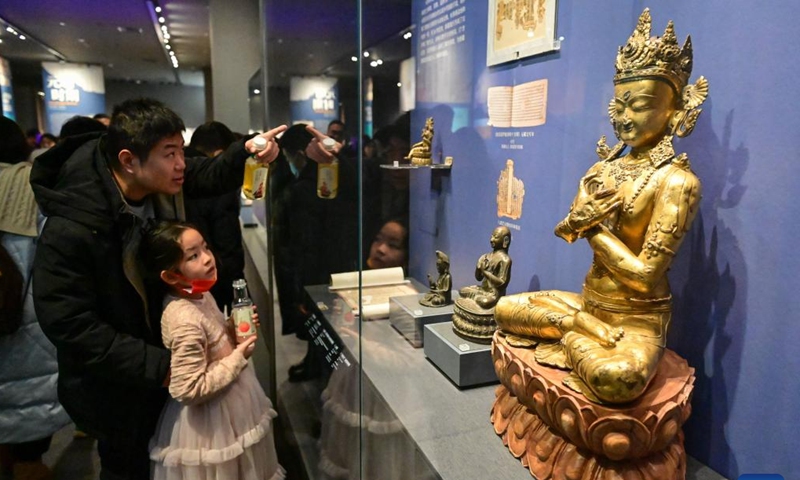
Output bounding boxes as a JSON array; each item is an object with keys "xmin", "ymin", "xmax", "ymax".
[
  {"xmin": 406, "ymin": 117, "xmax": 434, "ymax": 165},
  {"xmin": 491, "ymin": 9, "xmax": 707, "ymax": 479}
]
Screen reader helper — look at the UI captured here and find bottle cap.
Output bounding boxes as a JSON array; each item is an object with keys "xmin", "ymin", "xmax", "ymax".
[
  {"xmin": 252, "ymin": 136, "xmax": 268, "ymax": 151},
  {"xmin": 232, "ymin": 279, "xmax": 247, "ymax": 288},
  {"xmin": 321, "ymin": 137, "xmax": 336, "ymax": 152}
]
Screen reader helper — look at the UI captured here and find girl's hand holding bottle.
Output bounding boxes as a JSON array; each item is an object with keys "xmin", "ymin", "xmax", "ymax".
[{"xmin": 234, "ymin": 335, "xmax": 258, "ymax": 359}]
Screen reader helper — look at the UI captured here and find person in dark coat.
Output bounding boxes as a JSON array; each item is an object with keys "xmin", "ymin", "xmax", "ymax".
[
  {"xmin": 184, "ymin": 121, "xmax": 244, "ymax": 313},
  {"xmin": 29, "ymin": 98, "xmax": 285, "ymax": 480},
  {"xmin": 0, "ymin": 116, "xmax": 70, "ymax": 480}
]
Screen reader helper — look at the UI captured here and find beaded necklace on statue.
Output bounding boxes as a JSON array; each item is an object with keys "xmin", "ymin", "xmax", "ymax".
[{"xmin": 602, "ymin": 135, "xmax": 674, "ymax": 228}]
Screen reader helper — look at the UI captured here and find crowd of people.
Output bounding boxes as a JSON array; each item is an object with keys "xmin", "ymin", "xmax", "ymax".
[{"xmin": 0, "ymin": 99, "xmax": 413, "ymax": 479}]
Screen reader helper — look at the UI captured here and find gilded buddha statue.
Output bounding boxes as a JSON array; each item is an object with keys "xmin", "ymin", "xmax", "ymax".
[
  {"xmin": 494, "ymin": 8, "xmax": 708, "ymax": 405},
  {"xmin": 406, "ymin": 117, "xmax": 434, "ymax": 165}
]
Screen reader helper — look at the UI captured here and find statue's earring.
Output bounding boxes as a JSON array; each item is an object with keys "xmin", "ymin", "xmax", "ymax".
[{"xmin": 675, "ymin": 108, "xmax": 702, "ymax": 138}]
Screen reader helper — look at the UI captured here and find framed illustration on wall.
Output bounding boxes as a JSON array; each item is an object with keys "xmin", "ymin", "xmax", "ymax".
[{"xmin": 487, "ymin": 0, "xmax": 559, "ymax": 67}]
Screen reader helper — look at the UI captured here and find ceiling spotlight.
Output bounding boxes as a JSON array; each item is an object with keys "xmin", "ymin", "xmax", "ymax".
[
  {"xmin": 397, "ymin": 82, "xmax": 402, "ymax": 87},
  {"xmin": 169, "ymin": 51, "xmax": 176, "ymax": 56},
  {"xmin": 37, "ymin": 91, "xmax": 45, "ymax": 97},
  {"xmin": 6, "ymin": 27, "xmax": 16, "ymax": 35},
  {"xmin": 155, "ymin": 6, "xmax": 162, "ymax": 13},
  {"xmin": 253, "ymin": 89, "xmax": 261, "ymax": 95},
  {"xmin": 59, "ymin": 22, "xmax": 66, "ymax": 27},
  {"xmin": 0, "ymin": 39, "xmax": 3, "ymax": 44},
  {"xmin": 376, "ymin": 59, "xmax": 383, "ymax": 65},
  {"xmin": 158, "ymin": 17, "xmax": 166, "ymax": 24},
  {"xmin": 163, "ymin": 33, "xmax": 170, "ymax": 40},
  {"xmin": 165, "ymin": 44, "xmax": 171, "ymax": 50},
  {"xmin": 403, "ymin": 32, "xmax": 412, "ymax": 40},
  {"xmin": 363, "ymin": 51, "xmax": 370, "ymax": 57},
  {"xmin": 351, "ymin": 56, "xmax": 357, "ymax": 62},
  {"xmin": 370, "ymin": 61, "xmax": 377, "ymax": 67},
  {"xmin": 161, "ymin": 25, "xmax": 168, "ymax": 32},
  {"xmin": 19, "ymin": 35, "xmax": 26, "ymax": 40}
]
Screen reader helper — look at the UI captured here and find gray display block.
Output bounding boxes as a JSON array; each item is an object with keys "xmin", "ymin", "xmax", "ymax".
[
  {"xmin": 423, "ymin": 322, "xmax": 498, "ymax": 388},
  {"xmin": 389, "ymin": 293, "xmax": 457, "ymax": 348}
]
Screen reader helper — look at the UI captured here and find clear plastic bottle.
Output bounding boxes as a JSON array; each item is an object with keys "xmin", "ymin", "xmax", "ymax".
[
  {"xmin": 242, "ymin": 136, "xmax": 268, "ymax": 200},
  {"xmin": 231, "ymin": 279, "xmax": 256, "ymax": 342},
  {"xmin": 317, "ymin": 137, "xmax": 338, "ymax": 199}
]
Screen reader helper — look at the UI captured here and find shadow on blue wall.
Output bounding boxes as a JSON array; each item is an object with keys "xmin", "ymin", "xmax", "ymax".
[{"xmin": 668, "ymin": 101, "xmax": 748, "ymax": 478}]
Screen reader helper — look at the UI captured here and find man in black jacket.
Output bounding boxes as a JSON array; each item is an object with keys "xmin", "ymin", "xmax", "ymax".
[{"xmin": 29, "ymin": 98, "xmax": 285, "ymax": 480}]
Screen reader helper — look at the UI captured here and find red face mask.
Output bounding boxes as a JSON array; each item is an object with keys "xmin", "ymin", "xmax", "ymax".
[
  {"xmin": 169, "ymin": 273, "xmax": 217, "ymax": 295},
  {"xmin": 182, "ymin": 278, "xmax": 217, "ymax": 295}
]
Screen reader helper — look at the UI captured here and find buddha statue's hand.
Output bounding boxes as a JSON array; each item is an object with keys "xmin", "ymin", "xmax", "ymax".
[
  {"xmin": 563, "ymin": 173, "xmax": 622, "ymax": 236},
  {"xmin": 563, "ymin": 311, "xmax": 625, "ymax": 348}
]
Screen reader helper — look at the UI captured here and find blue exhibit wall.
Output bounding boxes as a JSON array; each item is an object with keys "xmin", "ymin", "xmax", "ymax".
[{"xmin": 407, "ymin": 1, "xmax": 799, "ymax": 478}]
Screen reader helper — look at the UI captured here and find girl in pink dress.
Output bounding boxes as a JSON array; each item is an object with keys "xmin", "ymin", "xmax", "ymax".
[{"xmin": 142, "ymin": 221, "xmax": 284, "ymax": 480}]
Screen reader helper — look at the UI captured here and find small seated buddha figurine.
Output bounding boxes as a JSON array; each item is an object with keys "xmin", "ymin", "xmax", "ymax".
[
  {"xmin": 420, "ymin": 250, "xmax": 452, "ymax": 307},
  {"xmin": 452, "ymin": 226, "xmax": 512, "ymax": 343},
  {"xmin": 494, "ymin": 9, "xmax": 708, "ymax": 404},
  {"xmin": 406, "ymin": 117, "xmax": 434, "ymax": 166}
]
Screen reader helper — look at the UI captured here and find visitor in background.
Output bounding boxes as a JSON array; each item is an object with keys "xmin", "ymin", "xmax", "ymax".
[
  {"xmin": 0, "ymin": 116, "xmax": 71, "ymax": 480},
  {"xmin": 60, "ymin": 115, "xmax": 108, "ymax": 139},
  {"xmin": 184, "ymin": 121, "xmax": 244, "ymax": 312},
  {"xmin": 93, "ymin": 113, "xmax": 111, "ymax": 127}
]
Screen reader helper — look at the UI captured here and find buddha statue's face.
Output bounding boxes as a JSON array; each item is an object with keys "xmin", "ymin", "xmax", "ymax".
[
  {"xmin": 490, "ymin": 227, "xmax": 510, "ymax": 250},
  {"xmin": 612, "ymin": 79, "xmax": 677, "ymax": 151}
]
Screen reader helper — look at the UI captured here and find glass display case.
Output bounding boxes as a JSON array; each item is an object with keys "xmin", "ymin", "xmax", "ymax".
[{"xmin": 241, "ymin": 1, "xmax": 797, "ymax": 479}]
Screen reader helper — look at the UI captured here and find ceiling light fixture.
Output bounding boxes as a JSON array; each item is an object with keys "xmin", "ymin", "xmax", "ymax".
[
  {"xmin": 351, "ymin": 56, "xmax": 358, "ymax": 62},
  {"xmin": 145, "ymin": 0, "xmax": 181, "ymax": 83},
  {"xmin": 363, "ymin": 51, "xmax": 370, "ymax": 57},
  {"xmin": 253, "ymin": 89, "xmax": 261, "ymax": 95},
  {"xmin": 0, "ymin": 15, "xmax": 67, "ymax": 60}
]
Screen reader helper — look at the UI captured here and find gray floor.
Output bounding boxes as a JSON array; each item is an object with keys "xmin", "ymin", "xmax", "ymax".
[{"xmin": 0, "ymin": 424, "xmax": 102, "ymax": 480}]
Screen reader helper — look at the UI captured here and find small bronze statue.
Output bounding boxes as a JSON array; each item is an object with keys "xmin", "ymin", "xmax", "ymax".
[
  {"xmin": 452, "ymin": 226, "xmax": 512, "ymax": 343},
  {"xmin": 406, "ymin": 117, "xmax": 433, "ymax": 165},
  {"xmin": 419, "ymin": 250, "xmax": 452, "ymax": 307}
]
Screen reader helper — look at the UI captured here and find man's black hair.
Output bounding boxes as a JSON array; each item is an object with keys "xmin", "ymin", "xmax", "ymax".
[
  {"xmin": 105, "ymin": 98, "xmax": 185, "ymax": 167},
  {"xmin": 190, "ymin": 121, "xmax": 237, "ymax": 156},
  {"xmin": 327, "ymin": 119, "xmax": 345, "ymax": 129}
]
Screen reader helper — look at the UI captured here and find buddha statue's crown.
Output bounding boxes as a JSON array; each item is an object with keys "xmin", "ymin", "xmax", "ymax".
[{"xmin": 614, "ymin": 8, "xmax": 693, "ymax": 94}]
